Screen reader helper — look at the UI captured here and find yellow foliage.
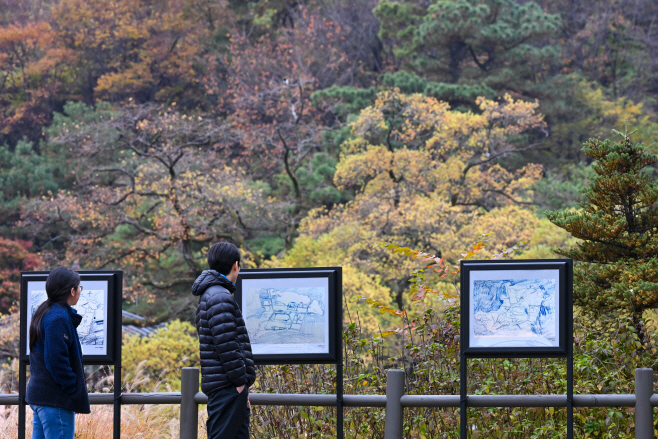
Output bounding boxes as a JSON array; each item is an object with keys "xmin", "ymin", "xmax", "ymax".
[
  {"xmin": 313, "ymin": 90, "xmax": 546, "ymax": 259},
  {"xmin": 454, "ymin": 205, "xmax": 541, "ymax": 257},
  {"xmin": 281, "ymin": 90, "xmax": 552, "ymax": 329},
  {"xmin": 578, "ymin": 82, "xmax": 658, "ymax": 150},
  {"xmin": 519, "ymin": 217, "xmax": 580, "ymax": 260},
  {"xmin": 122, "ymin": 320, "xmax": 199, "ymax": 392},
  {"xmin": 334, "ymin": 90, "xmax": 545, "ymax": 215}
]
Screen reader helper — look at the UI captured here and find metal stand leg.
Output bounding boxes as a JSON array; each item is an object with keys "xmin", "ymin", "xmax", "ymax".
[
  {"xmin": 460, "ymin": 353, "xmax": 467, "ymax": 439},
  {"xmin": 567, "ymin": 356, "xmax": 573, "ymax": 439},
  {"xmin": 113, "ymin": 272, "xmax": 123, "ymax": 439},
  {"xmin": 113, "ymin": 364, "xmax": 121, "ymax": 439},
  {"xmin": 337, "ymin": 362, "xmax": 343, "ymax": 439},
  {"xmin": 566, "ymin": 270, "xmax": 574, "ymax": 439},
  {"xmin": 18, "ymin": 360, "xmax": 26, "ymax": 439}
]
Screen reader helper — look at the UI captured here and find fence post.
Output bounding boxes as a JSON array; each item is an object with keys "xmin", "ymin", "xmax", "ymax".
[
  {"xmin": 385, "ymin": 369, "xmax": 405, "ymax": 439},
  {"xmin": 180, "ymin": 367, "xmax": 200, "ymax": 439},
  {"xmin": 636, "ymin": 368, "xmax": 654, "ymax": 439}
]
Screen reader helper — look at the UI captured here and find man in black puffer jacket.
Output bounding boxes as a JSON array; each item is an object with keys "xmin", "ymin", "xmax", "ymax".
[{"xmin": 192, "ymin": 242, "xmax": 256, "ymax": 439}]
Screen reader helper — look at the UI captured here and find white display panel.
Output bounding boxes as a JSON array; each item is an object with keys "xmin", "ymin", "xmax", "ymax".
[
  {"xmin": 241, "ymin": 277, "xmax": 330, "ymax": 355},
  {"xmin": 26, "ymin": 280, "xmax": 109, "ymax": 356},
  {"xmin": 468, "ymin": 269, "xmax": 560, "ymax": 348}
]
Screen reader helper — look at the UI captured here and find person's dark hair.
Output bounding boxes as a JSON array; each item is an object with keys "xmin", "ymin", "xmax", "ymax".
[
  {"xmin": 29, "ymin": 267, "xmax": 80, "ymax": 350},
  {"xmin": 207, "ymin": 242, "xmax": 241, "ymax": 275}
]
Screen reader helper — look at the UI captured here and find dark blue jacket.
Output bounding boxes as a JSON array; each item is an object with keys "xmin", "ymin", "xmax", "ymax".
[{"xmin": 26, "ymin": 302, "xmax": 91, "ymax": 414}]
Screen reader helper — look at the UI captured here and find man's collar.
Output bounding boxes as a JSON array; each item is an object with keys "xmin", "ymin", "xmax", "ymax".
[{"xmin": 219, "ymin": 273, "xmax": 235, "ymax": 286}]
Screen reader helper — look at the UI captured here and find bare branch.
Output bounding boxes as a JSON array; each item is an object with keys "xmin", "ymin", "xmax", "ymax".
[
  {"xmin": 278, "ymin": 128, "xmax": 302, "ymax": 203},
  {"xmin": 481, "ymin": 189, "xmax": 536, "ymax": 206},
  {"xmin": 462, "ymin": 143, "xmax": 543, "ymax": 176},
  {"xmin": 144, "ymin": 277, "xmax": 196, "ymax": 289}
]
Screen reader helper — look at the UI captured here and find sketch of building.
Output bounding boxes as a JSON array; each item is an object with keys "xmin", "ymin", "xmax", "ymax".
[
  {"xmin": 245, "ymin": 287, "xmax": 326, "ymax": 345},
  {"xmin": 259, "ymin": 290, "xmax": 274, "ymax": 313},
  {"xmin": 75, "ymin": 290, "xmax": 105, "ymax": 346},
  {"xmin": 473, "ymin": 279, "xmax": 556, "ymax": 342},
  {"xmin": 30, "ymin": 291, "xmax": 48, "ymax": 317},
  {"xmin": 27, "ymin": 289, "xmax": 106, "ymax": 353}
]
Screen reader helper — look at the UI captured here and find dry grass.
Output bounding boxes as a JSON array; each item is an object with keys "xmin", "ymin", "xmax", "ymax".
[
  {"xmin": 0, "ymin": 360, "xmax": 191, "ymax": 439},
  {"xmin": 0, "ymin": 403, "xmax": 182, "ymax": 439}
]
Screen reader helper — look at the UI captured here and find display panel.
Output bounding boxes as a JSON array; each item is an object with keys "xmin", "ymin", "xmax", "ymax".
[
  {"xmin": 460, "ymin": 259, "xmax": 572, "ymax": 358},
  {"xmin": 20, "ymin": 271, "xmax": 121, "ymax": 364},
  {"xmin": 25, "ymin": 279, "xmax": 109, "ymax": 356},
  {"xmin": 236, "ymin": 268, "xmax": 342, "ymax": 364}
]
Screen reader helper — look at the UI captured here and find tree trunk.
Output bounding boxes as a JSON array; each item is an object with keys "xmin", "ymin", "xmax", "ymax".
[
  {"xmin": 632, "ymin": 308, "xmax": 646, "ymax": 345},
  {"xmin": 448, "ymin": 41, "xmax": 468, "ymax": 83}
]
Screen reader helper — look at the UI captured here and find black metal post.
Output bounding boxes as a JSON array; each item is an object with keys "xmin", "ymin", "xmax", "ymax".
[
  {"xmin": 337, "ymin": 268, "xmax": 344, "ymax": 439},
  {"xmin": 113, "ymin": 364, "xmax": 121, "ymax": 439},
  {"xmin": 567, "ymin": 355, "xmax": 573, "ymax": 438},
  {"xmin": 337, "ymin": 361, "xmax": 343, "ymax": 439},
  {"xmin": 460, "ymin": 353, "xmax": 467, "ymax": 439},
  {"xmin": 113, "ymin": 271, "xmax": 123, "ymax": 439},
  {"xmin": 18, "ymin": 360, "xmax": 26, "ymax": 439},
  {"xmin": 566, "ymin": 261, "xmax": 573, "ymax": 439}
]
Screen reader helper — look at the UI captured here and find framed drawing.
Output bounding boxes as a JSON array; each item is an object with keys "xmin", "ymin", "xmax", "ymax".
[
  {"xmin": 460, "ymin": 259, "xmax": 572, "ymax": 358},
  {"xmin": 236, "ymin": 267, "xmax": 342, "ymax": 364},
  {"xmin": 19, "ymin": 270, "xmax": 124, "ymax": 439},
  {"xmin": 20, "ymin": 271, "xmax": 122, "ymax": 364}
]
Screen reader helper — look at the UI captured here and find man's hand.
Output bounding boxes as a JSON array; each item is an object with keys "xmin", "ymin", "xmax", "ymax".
[
  {"xmin": 236, "ymin": 385, "xmax": 245, "ymax": 394},
  {"xmin": 247, "ymin": 396, "xmax": 251, "ymax": 409}
]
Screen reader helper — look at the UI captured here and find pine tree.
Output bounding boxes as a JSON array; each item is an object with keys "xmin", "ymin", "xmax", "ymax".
[
  {"xmin": 545, "ymin": 130, "xmax": 658, "ymax": 340},
  {"xmin": 374, "ymin": 0, "xmax": 561, "ymax": 101}
]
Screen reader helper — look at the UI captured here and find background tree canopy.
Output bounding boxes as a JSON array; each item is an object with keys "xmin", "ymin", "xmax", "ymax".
[
  {"xmin": 1, "ymin": 1, "xmax": 658, "ymax": 437},
  {"xmin": 0, "ymin": 0, "xmax": 657, "ymax": 334}
]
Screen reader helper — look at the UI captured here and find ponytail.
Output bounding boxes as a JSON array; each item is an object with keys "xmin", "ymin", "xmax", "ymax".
[{"xmin": 29, "ymin": 267, "xmax": 80, "ymax": 350}]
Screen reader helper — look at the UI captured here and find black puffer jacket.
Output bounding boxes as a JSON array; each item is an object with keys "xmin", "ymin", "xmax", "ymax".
[{"xmin": 192, "ymin": 270, "xmax": 256, "ymax": 396}]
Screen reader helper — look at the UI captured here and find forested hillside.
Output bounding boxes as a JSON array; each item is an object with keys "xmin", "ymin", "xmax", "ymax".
[
  {"xmin": 1, "ymin": 0, "xmax": 657, "ymax": 326},
  {"xmin": 2, "ymin": 1, "xmax": 658, "ymax": 437}
]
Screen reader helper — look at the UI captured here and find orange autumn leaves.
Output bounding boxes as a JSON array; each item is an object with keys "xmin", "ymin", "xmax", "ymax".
[
  {"xmin": 53, "ymin": 0, "xmax": 216, "ymax": 101},
  {"xmin": 0, "ymin": 238, "xmax": 43, "ymax": 312},
  {"xmin": 0, "ymin": 0, "xmax": 227, "ymax": 143},
  {"xmin": 0, "ymin": 22, "xmax": 73, "ymax": 141}
]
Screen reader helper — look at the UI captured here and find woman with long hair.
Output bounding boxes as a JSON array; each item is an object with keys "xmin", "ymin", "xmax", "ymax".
[{"xmin": 26, "ymin": 267, "xmax": 90, "ymax": 439}]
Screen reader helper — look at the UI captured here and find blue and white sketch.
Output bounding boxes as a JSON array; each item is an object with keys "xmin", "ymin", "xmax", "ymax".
[
  {"xmin": 74, "ymin": 290, "xmax": 105, "ymax": 346},
  {"xmin": 473, "ymin": 279, "xmax": 556, "ymax": 339},
  {"xmin": 29, "ymin": 291, "xmax": 48, "ymax": 317},
  {"xmin": 27, "ymin": 288, "xmax": 106, "ymax": 354},
  {"xmin": 245, "ymin": 287, "xmax": 325, "ymax": 345}
]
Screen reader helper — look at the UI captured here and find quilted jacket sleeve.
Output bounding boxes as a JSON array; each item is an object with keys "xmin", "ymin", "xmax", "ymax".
[{"xmin": 206, "ymin": 292, "xmax": 249, "ymax": 387}]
